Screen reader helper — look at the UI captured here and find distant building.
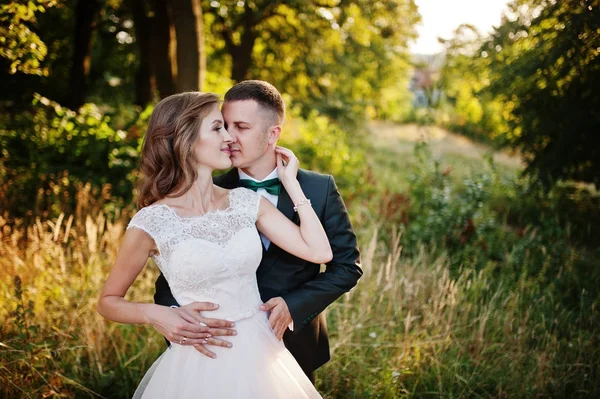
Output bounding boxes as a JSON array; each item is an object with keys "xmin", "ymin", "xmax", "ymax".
[{"xmin": 410, "ymin": 53, "xmax": 445, "ymax": 108}]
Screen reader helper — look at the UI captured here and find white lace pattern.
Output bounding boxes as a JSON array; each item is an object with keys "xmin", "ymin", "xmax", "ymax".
[{"xmin": 128, "ymin": 188, "xmax": 264, "ymax": 321}]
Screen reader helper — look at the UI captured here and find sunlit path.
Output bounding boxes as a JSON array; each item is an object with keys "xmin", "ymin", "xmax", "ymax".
[{"xmin": 368, "ymin": 121, "xmax": 523, "ymax": 169}]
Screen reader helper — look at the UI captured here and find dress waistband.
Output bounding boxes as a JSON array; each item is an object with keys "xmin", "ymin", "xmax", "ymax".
[{"xmin": 224, "ymin": 307, "xmax": 263, "ymax": 322}]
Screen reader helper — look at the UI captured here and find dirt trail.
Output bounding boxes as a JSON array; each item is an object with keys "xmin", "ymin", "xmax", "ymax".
[{"xmin": 368, "ymin": 122, "xmax": 523, "ymax": 169}]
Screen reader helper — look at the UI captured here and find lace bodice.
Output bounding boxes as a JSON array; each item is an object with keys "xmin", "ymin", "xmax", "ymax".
[{"xmin": 128, "ymin": 188, "xmax": 264, "ymax": 321}]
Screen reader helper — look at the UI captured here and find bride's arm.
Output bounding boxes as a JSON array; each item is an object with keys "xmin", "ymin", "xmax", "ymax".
[
  {"xmin": 97, "ymin": 228, "xmax": 229, "ymax": 347},
  {"xmin": 97, "ymin": 228, "xmax": 158, "ymax": 324},
  {"xmin": 256, "ymin": 147, "xmax": 333, "ymax": 264}
]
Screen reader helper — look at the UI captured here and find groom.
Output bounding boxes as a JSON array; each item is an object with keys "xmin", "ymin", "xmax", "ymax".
[{"xmin": 154, "ymin": 80, "xmax": 362, "ymax": 381}]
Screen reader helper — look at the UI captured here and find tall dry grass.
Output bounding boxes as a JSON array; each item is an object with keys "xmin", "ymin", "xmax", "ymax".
[
  {"xmin": 1, "ymin": 181, "xmax": 598, "ymax": 398},
  {"xmin": 0, "ymin": 190, "xmax": 162, "ymax": 398},
  {"xmin": 317, "ymin": 226, "xmax": 599, "ymax": 398}
]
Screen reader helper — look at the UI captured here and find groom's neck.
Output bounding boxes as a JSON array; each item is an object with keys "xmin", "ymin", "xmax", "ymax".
[{"xmin": 239, "ymin": 160, "xmax": 277, "ymax": 181}]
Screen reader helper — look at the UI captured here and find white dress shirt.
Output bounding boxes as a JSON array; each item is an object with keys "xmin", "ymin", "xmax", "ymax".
[{"xmin": 238, "ymin": 168, "xmax": 279, "ymax": 250}]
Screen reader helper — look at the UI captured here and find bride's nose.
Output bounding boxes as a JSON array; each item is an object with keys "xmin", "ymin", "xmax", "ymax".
[{"xmin": 222, "ymin": 127, "xmax": 234, "ymax": 143}]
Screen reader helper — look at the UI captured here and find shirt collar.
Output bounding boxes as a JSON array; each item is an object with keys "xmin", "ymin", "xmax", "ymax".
[{"xmin": 238, "ymin": 167, "xmax": 278, "ymax": 183}]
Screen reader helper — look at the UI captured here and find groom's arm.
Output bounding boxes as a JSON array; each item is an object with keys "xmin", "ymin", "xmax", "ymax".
[
  {"xmin": 154, "ymin": 273, "xmax": 180, "ymax": 307},
  {"xmin": 281, "ymin": 175, "xmax": 362, "ymax": 333}
]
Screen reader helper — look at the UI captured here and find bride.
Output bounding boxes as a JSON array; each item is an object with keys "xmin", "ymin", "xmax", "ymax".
[{"xmin": 97, "ymin": 92, "xmax": 330, "ymax": 398}]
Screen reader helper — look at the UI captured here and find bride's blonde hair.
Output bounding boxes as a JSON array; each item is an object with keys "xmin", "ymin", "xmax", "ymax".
[{"xmin": 137, "ymin": 92, "xmax": 220, "ymax": 208}]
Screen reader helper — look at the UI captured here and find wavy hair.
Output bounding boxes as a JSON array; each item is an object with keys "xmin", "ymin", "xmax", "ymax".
[{"xmin": 137, "ymin": 92, "xmax": 220, "ymax": 208}]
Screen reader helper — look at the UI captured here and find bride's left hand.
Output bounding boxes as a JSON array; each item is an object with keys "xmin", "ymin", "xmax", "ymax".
[{"xmin": 275, "ymin": 146, "xmax": 299, "ymax": 189}]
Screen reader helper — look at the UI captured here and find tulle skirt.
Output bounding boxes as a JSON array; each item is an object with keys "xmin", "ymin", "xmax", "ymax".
[{"xmin": 132, "ymin": 311, "xmax": 321, "ymax": 398}]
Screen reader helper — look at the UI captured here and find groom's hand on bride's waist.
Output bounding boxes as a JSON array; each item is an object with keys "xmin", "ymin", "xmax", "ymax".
[{"xmin": 260, "ymin": 297, "xmax": 293, "ymax": 341}]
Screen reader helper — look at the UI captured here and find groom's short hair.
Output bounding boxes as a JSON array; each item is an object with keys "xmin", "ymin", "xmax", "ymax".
[{"xmin": 224, "ymin": 80, "xmax": 285, "ymax": 125}]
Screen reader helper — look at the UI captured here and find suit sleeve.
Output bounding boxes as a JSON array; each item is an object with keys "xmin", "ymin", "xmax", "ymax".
[
  {"xmin": 154, "ymin": 273, "xmax": 180, "ymax": 307},
  {"xmin": 282, "ymin": 175, "xmax": 363, "ymax": 333}
]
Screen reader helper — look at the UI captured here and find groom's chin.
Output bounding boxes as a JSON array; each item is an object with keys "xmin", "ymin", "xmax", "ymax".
[{"xmin": 229, "ymin": 156, "xmax": 243, "ymax": 168}]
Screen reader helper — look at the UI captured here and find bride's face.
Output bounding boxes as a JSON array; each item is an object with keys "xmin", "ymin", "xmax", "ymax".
[{"xmin": 192, "ymin": 106, "xmax": 233, "ymax": 171}]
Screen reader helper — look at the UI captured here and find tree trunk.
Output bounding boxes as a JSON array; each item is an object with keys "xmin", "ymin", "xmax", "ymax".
[
  {"xmin": 169, "ymin": 0, "xmax": 205, "ymax": 92},
  {"xmin": 150, "ymin": 0, "xmax": 176, "ymax": 98},
  {"xmin": 64, "ymin": 0, "xmax": 98, "ymax": 110},
  {"xmin": 228, "ymin": 4, "xmax": 256, "ymax": 82},
  {"xmin": 129, "ymin": 0, "xmax": 154, "ymax": 105},
  {"xmin": 230, "ymin": 39, "xmax": 255, "ymax": 82}
]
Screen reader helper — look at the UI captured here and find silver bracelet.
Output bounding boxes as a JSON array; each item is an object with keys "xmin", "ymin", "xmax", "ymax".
[{"xmin": 293, "ymin": 198, "xmax": 311, "ymax": 212}]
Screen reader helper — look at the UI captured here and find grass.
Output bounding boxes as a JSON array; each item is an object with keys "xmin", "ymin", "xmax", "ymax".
[
  {"xmin": 318, "ymin": 233, "xmax": 599, "ymax": 397},
  {"xmin": 1, "ymin": 124, "xmax": 599, "ymax": 398}
]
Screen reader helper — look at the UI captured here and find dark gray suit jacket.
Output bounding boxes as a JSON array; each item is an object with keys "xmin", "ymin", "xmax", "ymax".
[{"xmin": 154, "ymin": 168, "xmax": 362, "ymax": 373}]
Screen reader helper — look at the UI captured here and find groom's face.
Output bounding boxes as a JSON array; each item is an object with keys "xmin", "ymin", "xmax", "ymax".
[{"xmin": 222, "ymin": 100, "xmax": 273, "ymax": 169}]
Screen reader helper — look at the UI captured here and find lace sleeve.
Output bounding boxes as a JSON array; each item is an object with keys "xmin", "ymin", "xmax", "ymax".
[
  {"xmin": 128, "ymin": 209, "xmax": 154, "ymax": 240},
  {"xmin": 232, "ymin": 188, "xmax": 262, "ymax": 222},
  {"xmin": 127, "ymin": 206, "xmax": 173, "ymax": 252}
]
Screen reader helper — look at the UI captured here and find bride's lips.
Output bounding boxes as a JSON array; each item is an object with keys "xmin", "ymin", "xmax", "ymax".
[{"xmin": 220, "ymin": 147, "xmax": 231, "ymax": 155}]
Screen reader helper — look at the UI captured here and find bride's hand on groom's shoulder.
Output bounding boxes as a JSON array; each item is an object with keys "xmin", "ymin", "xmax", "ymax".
[{"xmin": 275, "ymin": 146, "xmax": 300, "ymax": 189}]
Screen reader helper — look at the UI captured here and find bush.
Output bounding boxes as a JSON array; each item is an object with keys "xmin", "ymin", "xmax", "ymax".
[
  {"xmin": 0, "ymin": 94, "xmax": 142, "ymax": 222},
  {"xmin": 280, "ymin": 108, "xmax": 366, "ymax": 195}
]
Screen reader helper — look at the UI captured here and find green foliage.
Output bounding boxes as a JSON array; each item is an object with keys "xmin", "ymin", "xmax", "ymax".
[
  {"xmin": 0, "ymin": 0, "xmax": 57, "ymax": 76},
  {"xmin": 438, "ymin": 24, "xmax": 510, "ymax": 145},
  {"xmin": 204, "ymin": 0, "xmax": 420, "ymax": 125},
  {"xmin": 399, "ymin": 143, "xmax": 495, "ymax": 257},
  {"xmin": 87, "ymin": 2, "xmax": 140, "ymax": 106},
  {"xmin": 483, "ymin": 0, "xmax": 600, "ymax": 186},
  {"xmin": 403, "ymin": 107, "xmax": 436, "ymax": 126},
  {"xmin": 371, "ymin": 82, "xmax": 414, "ymax": 123},
  {"xmin": 0, "ymin": 94, "xmax": 140, "ymax": 220},
  {"xmin": 439, "ymin": 1, "xmax": 600, "ymax": 187},
  {"xmin": 321, "ymin": 141, "xmax": 600, "ymax": 397},
  {"xmin": 0, "ymin": 93, "xmax": 360, "ymax": 221},
  {"xmin": 373, "ymin": 142, "xmax": 599, "ymax": 298},
  {"xmin": 1, "ymin": 0, "xmax": 421, "ymax": 127},
  {"xmin": 280, "ymin": 108, "xmax": 366, "ymax": 193}
]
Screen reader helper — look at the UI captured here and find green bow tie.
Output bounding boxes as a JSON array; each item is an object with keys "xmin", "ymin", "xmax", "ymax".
[{"xmin": 239, "ymin": 178, "xmax": 282, "ymax": 195}]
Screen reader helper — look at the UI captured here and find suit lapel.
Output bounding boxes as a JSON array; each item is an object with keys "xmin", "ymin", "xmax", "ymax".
[
  {"xmin": 258, "ymin": 193, "xmax": 285, "ymax": 276},
  {"xmin": 276, "ymin": 185, "xmax": 297, "ymax": 224}
]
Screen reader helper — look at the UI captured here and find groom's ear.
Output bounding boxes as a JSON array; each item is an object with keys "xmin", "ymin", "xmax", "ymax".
[{"xmin": 267, "ymin": 125, "xmax": 281, "ymax": 144}]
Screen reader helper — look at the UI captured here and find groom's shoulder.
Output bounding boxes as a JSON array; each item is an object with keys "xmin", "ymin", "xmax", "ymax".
[
  {"xmin": 297, "ymin": 168, "xmax": 332, "ymax": 185},
  {"xmin": 297, "ymin": 169, "xmax": 335, "ymax": 203}
]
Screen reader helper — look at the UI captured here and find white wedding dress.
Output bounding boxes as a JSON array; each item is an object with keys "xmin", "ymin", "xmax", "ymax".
[{"xmin": 127, "ymin": 188, "xmax": 321, "ymax": 398}]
